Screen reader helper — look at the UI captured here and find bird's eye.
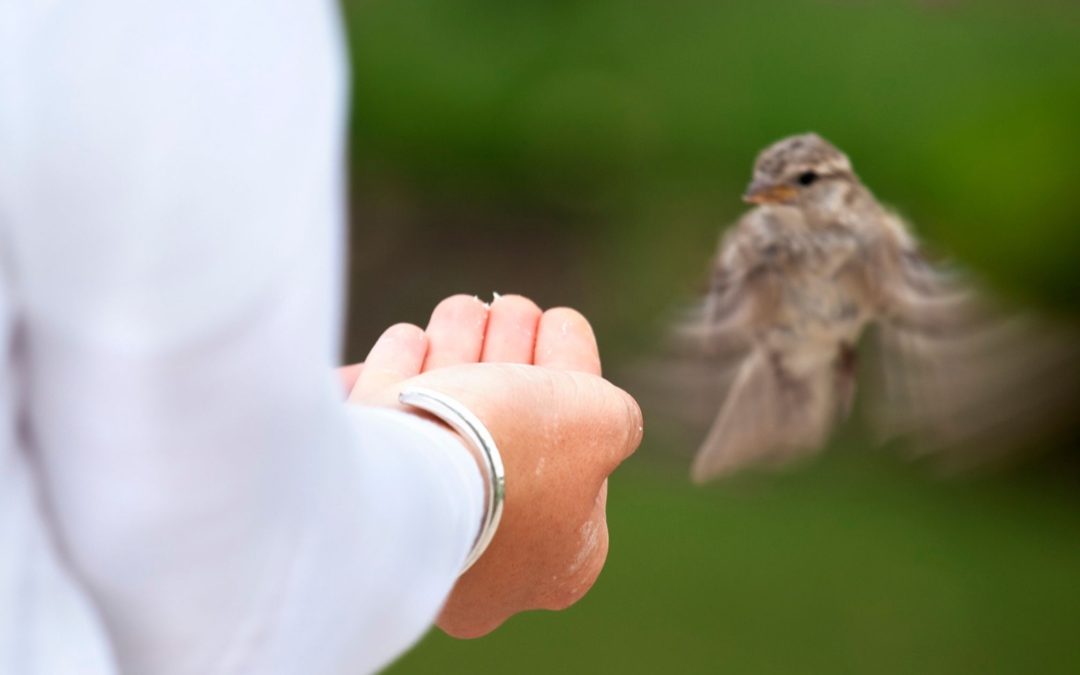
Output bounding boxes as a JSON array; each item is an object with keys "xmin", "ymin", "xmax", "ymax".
[{"xmin": 797, "ymin": 171, "xmax": 819, "ymax": 186}]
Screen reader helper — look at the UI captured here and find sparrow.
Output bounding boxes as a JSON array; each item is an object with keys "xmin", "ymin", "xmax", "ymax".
[{"xmin": 685, "ymin": 133, "xmax": 1077, "ymax": 483}]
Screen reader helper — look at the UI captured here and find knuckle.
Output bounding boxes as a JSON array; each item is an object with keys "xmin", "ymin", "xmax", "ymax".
[
  {"xmin": 599, "ymin": 384, "xmax": 644, "ymax": 464},
  {"xmin": 620, "ymin": 390, "xmax": 644, "ymax": 456},
  {"xmin": 550, "ymin": 374, "xmax": 641, "ymax": 469}
]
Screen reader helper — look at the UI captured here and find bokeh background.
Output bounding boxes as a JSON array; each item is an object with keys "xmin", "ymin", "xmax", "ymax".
[{"xmin": 340, "ymin": 1, "xmax": 1080, "ymax": 673}]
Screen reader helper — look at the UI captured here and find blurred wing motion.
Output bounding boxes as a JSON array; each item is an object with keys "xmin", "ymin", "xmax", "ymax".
[
  {"xmin": 683, "ymin": 211, "xmax": 858, "ymax": 483},
  {"xmin": 867, "ymin": 247, "xmax": 1080, "ymax": 470},
  {"xmin": 688, "ymin": 345, "xmax": 842, "ymax": 482},
  {"xmin": 635, "ymin": 213, "xmax": 778, "ymax": 439},
  {"xmin": 682, "ymin": 208, "xmax": 876, "ymax": 481},
  {"xmin": 640, "ymin": 131, "xmax": 1080, "ymax": 483},
  {"xmin": 650, "ymin": 212, "xmax": 1080, "ymax": 483}
]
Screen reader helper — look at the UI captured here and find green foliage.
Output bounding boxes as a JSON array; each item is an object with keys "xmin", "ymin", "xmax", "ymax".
[
  {"xmin": 346, "ymin": 0, "xmax": 1080, "ymax": 310},
  {"xmin": 344, "ymin": 2, "xmax": 1080, "ymax": 671}
]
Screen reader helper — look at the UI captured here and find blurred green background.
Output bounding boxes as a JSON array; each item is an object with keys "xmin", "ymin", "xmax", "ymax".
[{"xmin": 340, "ymin": 1, "xmax": 1080, "ymax": 673}]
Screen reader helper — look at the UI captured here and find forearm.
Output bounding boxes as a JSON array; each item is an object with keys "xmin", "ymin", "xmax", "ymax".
[
  {"xmin": 7, "ymin": 0, "xmax": 483, "ymax": 669},
  {"xmin": 24, "ymin": 276, "xmax": 482, "ymax": 674}
]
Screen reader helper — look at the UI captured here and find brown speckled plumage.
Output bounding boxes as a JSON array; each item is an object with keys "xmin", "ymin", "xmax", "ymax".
[{"xmin": 687, "ymin": 133, "xmax": 1077, "ymax": 483}]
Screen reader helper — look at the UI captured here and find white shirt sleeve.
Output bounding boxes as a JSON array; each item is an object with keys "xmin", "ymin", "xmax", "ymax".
[{"xmin": 0, "ymin": 2, "xmax": 483, "ymax": 674}]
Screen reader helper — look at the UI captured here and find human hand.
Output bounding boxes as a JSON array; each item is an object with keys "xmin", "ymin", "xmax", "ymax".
[
  {"xmin": 344, "ymin": 294, "xmax": 643, "ymax": 638},
  {"xmin": 339, "ymin": 293, "xmax": 590, "ymax": 395}
]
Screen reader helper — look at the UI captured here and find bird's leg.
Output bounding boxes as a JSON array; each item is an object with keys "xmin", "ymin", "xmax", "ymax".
[{"xmin": 834, "ymin": 342, "xmax": 858, "ymax": 420}]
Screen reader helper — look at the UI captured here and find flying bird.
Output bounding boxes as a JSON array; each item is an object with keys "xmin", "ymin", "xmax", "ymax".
[{"xmin": 682, "ymin": 133, "xmax": 1077, "ymax": 483}]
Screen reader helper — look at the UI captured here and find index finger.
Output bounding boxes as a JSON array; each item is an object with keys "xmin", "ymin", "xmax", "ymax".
[{"xmin": 533, "ymin": 308, "xmax": 602, "ymax": 376}]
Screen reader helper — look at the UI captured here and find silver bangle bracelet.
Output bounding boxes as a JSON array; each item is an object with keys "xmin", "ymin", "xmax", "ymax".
[{"xmin": 399, "ymin": 387, "xmax": 506, "ymax": 575}]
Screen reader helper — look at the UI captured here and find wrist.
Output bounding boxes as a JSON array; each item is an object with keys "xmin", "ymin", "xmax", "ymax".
[{"xmin": 399, "ymin": 388, "xmax": 506, "ymax": 575}]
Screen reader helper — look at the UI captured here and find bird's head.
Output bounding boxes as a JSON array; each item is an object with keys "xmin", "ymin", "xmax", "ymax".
[{"xmin": 744, "ymin": 133, "xmax": 859, "ymax": 215}]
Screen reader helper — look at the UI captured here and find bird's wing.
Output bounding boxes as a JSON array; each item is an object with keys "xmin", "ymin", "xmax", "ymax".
[
  {"xmin": 624, "ymin": 209, "xmax": 790, "ymax": 438},
  {"xmin": 676, "ymin": 208, "xmax": 792, "ymax": 355},
  {"xmin": 865, "ymin": 216, "xmax": 1080, "ymax": 468}
]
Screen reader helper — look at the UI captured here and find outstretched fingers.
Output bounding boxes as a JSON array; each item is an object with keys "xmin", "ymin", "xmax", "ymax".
[
  {"xmin": 348, "ymin": 323, "xmax": 428, "ymax": 403},
  {"xmin": 423, "ymin": 295, "xmax": 490, "ymax": 370},
  {"xmin": 533, "ymin": 307, "xmax": 602, "ymax": 376},
  {"xmin": 481, "ymin": 294, "xmax": 543, "ymax": 364}
]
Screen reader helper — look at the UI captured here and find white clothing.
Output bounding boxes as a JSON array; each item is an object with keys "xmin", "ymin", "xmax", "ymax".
[{"xmin": 0, "ymin": 1, "xmax": 483, "ymax": 673}]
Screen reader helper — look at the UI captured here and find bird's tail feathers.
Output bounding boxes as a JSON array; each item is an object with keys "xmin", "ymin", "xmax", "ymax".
[{"xmin": 690, "ymin": 349, "xmax": 842, "ymax": 483}]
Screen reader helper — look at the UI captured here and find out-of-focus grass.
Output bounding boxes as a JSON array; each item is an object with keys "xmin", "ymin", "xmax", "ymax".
[
  {"xmin": 343, "ymin": 1, "xmax": 1080, "ymax": 672},
  {"xmin": 389, "ymin": 447, "xmax": 1080, "ymax": 675}
]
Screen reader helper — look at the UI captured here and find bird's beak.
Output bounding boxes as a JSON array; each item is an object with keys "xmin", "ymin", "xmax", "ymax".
[{"xmin": 743, "ymin": 180, "xmax": 797, "ymax": 205}]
